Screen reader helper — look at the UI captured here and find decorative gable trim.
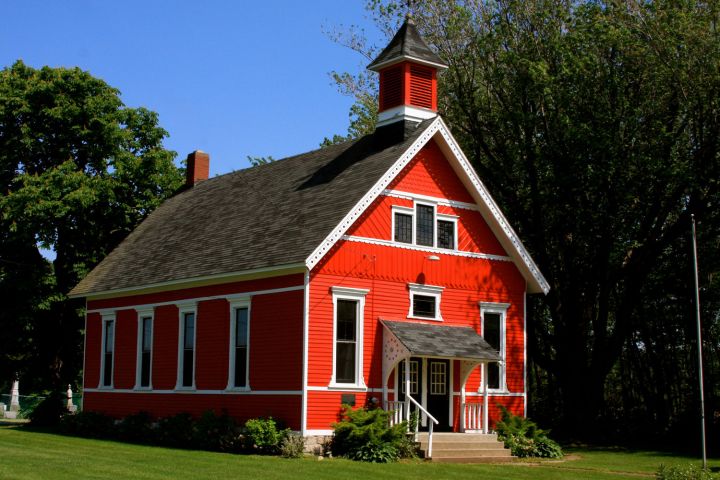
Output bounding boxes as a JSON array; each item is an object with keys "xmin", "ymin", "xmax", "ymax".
[
  {"xmin": 305, "ymin": 117, "xmax": 550, "ymax": 295},
  {"xmin": 305, "ymin": 118, "xmax": 442, "ymax": 270}
]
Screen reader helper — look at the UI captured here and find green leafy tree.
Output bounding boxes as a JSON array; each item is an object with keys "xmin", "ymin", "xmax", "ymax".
[
  {"xmin": 0, "ymin": 60, "xmax": 183, "ymax": 391},
  {"xmin": 332, "ymin": 0, "xmax": 720, "ymax": 438}
]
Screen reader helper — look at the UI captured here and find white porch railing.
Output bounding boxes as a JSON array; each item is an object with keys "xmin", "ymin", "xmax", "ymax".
[
  {"xmin": 386, "ymin": 397, "xmax": 439, "ymax": 458},
  {"xmin": 461, "ymin": 401, "xmax": 484, "ymax": 432}
]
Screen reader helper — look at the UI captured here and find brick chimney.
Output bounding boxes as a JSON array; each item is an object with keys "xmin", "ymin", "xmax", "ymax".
[{"xmin": 186, "ymin": 150, "xmax": 209, "ymax": 187}]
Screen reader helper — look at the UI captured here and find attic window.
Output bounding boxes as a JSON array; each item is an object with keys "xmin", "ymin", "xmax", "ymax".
[{"xmin": 392, "ymin": 202, "xmax": 458, "ymax": 250}]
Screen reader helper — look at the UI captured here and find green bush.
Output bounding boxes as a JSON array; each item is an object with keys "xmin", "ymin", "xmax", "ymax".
[
  {"xmin": 28, "ymin": 393, "xmax": 66, "ymax": 427},
  {"xmin": 193, "ymin": 410, "xmax": 242, "ymax": 452},
  {"xmin": 117, "ymin": 411, "xmax": 156, "ymax": 444},
  {"xmin": 59, "ymin": 411, "xmax": 115, "ymax": 438},
  {"xmin": 656, "ymin": 464, "xmax": 716, "ymax": 480},
  {"xmin": 494, "ymin": 405, "xmax": 563, "ymax": 458},
  {"xmin": 243, "ymin": 417, "xmax": 289, "ymax": 454},
  {"xmin": 280, "ymin": 433, "xmax": 305, "ymax": 458},
  {"xmin": 332, "ymin": 405, "xmax": 414, "ymax": 462},
  {"xmin": 156, "ymin": 413, "xmax": 195, "ymax": 448}
]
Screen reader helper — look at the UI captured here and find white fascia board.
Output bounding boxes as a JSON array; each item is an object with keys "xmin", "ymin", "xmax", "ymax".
[
  {"xmin": 432, "ymin": 118, "xmax": 549, "ymax": 294},
  {"xmin": 305, "ymin": 117, "xmax": 443, "ymax": 270}
]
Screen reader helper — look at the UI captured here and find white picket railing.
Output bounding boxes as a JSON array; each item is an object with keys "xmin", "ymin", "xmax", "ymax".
[
  {"xmin": 461, "ymin": 401, "xmax": 483, "ymax": 432},
  {"xmin": 386, "ymin": 398, "xmax": 438, "ymax": 458}
]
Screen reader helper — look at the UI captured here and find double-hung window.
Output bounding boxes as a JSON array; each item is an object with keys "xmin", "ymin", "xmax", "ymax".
[
  {"xmin": 228, "ymin": 300, "xmax": 250, "ymax": 389},
  {"xmin": 480, "ymin": 302, "xmax": 509, "ymax": 391},
  {"xmin": 136, "ymin": 309, "xmax": 153, "ymax": 389},
  {"xmin": 392, "ymin": 202, "xmax": 457, "ymax": 250},
  {"xmin": 331, "ymin": 287, "xmax": 369, "ymax": 388},
  {"xmin": 177, "ymin": 305, "xmax": 196, "ymax": 389},
  {"xmin": 101, "ymin": 314, "xmax": 115, "ymax": 388}
]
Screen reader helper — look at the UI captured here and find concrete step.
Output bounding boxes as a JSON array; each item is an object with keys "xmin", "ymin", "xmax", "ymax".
[
  {"xmin": 420, "ymin": 441, "xmax": 505, "ymax": 451},
  {"xmin": 420, "ymin": 439, "xmax": 505, "ymax": 448},
  {"xmin": 429, "ymin": 448, "xmax": 513, "ymax": 458},
  {"xmin": 432, "ymin": 456, "xmax": 516, "ymax": 464}
]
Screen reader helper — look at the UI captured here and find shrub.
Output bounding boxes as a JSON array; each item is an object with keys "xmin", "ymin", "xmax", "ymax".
[
  {"xmin": 494, "ymin": 405, "xmax": 563, "ymax": 458},
  {"xmin": 28, "ymin": 393, "xmax": 66, "ymax": 427},
  {"xmin": 156, "ymin": 413, "xmax": 195, "ymax": 448},
  {"xmin": 243, "ymin": 417, "xmax": 289, "ymax": 454},
  {"xmin": 193, "ymin": 410, "xmax": 242, "ymax": 452},
  {"xmin": 332, "ymin": 405, "xmax": 412, "ymax": 462},
  {"xmin": 280, "ymin": 433, "xmax": 305, "ymax": 458},
  {"xmin": 59, "ymin": 411, "xmax": 115, "ymax": 438},
  {"xmin": 656, "ymin": 464, "xmax": 716, "ymax": 480},
  {"xmin": 117, "ymin": 411, "xmax": 156, "ymax": 444}
]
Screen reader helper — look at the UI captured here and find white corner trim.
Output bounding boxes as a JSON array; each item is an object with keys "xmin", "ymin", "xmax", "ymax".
[
  {"xmin": 301, "ymin": 270, "xmax": 310, "ymax": 435},
  {"xmin": 305, "ymin": 117, "xmax": 442, "ymax": 271}
]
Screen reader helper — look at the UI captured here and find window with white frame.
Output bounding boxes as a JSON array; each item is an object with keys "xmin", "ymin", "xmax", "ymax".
[
  {"xmin": 136, "ymin": 310, "xmax": 153, "ymax": 389},
  {"xmin": 101, "ymin": 314, "xmax": 115, "ymax": 388},
  {"xmin": 177, "ymin": 305, "xmax": 196, "ymax": 389},
  {"xmin": 408, "ymin": 283, "xmax": 444, "ymax": 321},
  {"xmin": 391, "ymin": 202, "xmax": 457, "ymax": 250},
  {"xmin": 228, "ymin": 300, "xmax": 250, "ymax": 389},
  {"xmin": 331, "ymin": 287, "xmax": 369, "ymax": 388},
  {"xmin": 480, "ymin": 302, "xmax": 509, "ymax": 391}
]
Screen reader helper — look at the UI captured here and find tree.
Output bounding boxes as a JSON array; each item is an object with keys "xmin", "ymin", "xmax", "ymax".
[
  {"xmin": 0, "ymin": 61, "xmax": 183, "ymax": 391},
  {"xmin": 332, "ymin": 0, "xmax": 720, "ymax": 438}
]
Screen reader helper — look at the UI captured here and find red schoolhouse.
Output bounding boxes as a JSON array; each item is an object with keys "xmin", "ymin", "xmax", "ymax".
[{"xmin": 71, "ymin": 18, "xmax": 549, "ymax": 446}]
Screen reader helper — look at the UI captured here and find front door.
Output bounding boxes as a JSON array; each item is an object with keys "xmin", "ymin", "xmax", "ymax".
[{"xmin": 397, "ymin": 357, "xmax": 451, "ymax": 432}]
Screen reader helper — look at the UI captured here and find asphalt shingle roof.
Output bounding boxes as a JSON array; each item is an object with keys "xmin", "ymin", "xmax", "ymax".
[
  {"xmin": 381, "ymin": 320, "xmax": 500, "ymax": 362},
  {"xmin": 367, "ymin": 18, "xmax": 447, "ymax": 71},
  {"xmin": 70, "ymin": 120, "xmax": 433, "ymax": 297}
]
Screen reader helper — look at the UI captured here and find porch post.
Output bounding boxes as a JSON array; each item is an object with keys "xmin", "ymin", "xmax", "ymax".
[
  {"xmin": 483, "ymin": 362, "xmax": 489, "ymax": 434},
  {"xmin": 460, "ymin": 377, "xmax": 466, "ymax": 432},
  {"xmin": 382, "ymin": 385, "xmax": 388, "ymax": 410},
  {"xmin": 404, "ymin": 357, "xmax": 411, "ymax": 422}
]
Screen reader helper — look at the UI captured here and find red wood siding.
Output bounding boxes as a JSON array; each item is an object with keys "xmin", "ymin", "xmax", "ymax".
[
  {"xmin": 87, "ymin": 273, "xmax": 303, "ymax": 311},
  {"xmin": 114, "ymin": 309, "xmax": 137, "ymax": 389},
  {"xmin": 84, "ymin": 313, "xmax": 101, "ymax": 389},
  {"xmin": 306, "ymin": 137, "xmax": 527, "ymax": 432},
  {"xmin": 82, "ymin": 275, "xmax": 304, "ymax": 424},
  {"xmin": 196, "ymin": 299, "xmax": 230, "ymax": 390},
  {"xmin": 83, "ymin": 392, "xmax": 302, "ymax": 429},
  {"xmin": 387, "ymin": 140, "xmax": 475, "ymax": 203},
  {"xmin": 152, "ymin": 304, "xmax": 179, "ymax": 389},
  {"xmin": 249, "ymin": 290, "xmax": 304, "ymax": 390}
]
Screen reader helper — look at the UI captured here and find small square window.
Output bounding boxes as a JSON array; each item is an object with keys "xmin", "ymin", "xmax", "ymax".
[
  {"xmin": 394, "ymin": 212, "xmax": 412, "ymax": 244},
  {"xmin": 437, "ymin": 220, "xmax": 455, "ymax": 249},
  {"xmin": 413, "ymin": 294, "xmax": 436, "ymax": 318}
]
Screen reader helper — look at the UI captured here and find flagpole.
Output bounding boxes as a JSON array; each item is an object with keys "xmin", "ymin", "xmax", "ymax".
[{"xmin": 690, "ymin": 214, "xmax": 707, "ymax": 470}]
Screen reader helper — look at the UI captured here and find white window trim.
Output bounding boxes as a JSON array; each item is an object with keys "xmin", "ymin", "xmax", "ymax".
[
  {"xmin": 329, "ymin": 286, "xmax": 369, "ymax": 389},
  {"xmin": 227, "ymin": 299, "xmax": 251, "ymax": 391},
  {"xmin": 391, "ymin": 205, "xmax": 414, "ymax": 244},
  {"xmin": 134, "ymin": 308, "xmax": 154, "ymax": 390},
  {"xmin": 479, "ymin": 302, "xmax": 510, "ymax": 393},
  {"xmin": 407, "ymin": 283, "xmax": 444, "ymax": 321},
  {"xmin": 390, "ymin": 200, "xmax": 459, "ymax": 251},
  {"xmin": 436, "ymin": 213, "xmax": 458, "ymax": 250},
  {"xmin": 414, "ymin": 201, "xmax": 437, "ymax": 248},
  {"xmin": 176, "ymin": 303, "xmax": 197, "ymax": 390},
  {"xmin": 99, "ymin": 312, "xmax": 116, "ymax": 389}
]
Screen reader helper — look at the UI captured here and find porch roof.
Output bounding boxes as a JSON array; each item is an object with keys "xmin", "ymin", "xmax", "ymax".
[{"xmin": 381, "ymin": 320, "xmax": 500, "ymax": 362}]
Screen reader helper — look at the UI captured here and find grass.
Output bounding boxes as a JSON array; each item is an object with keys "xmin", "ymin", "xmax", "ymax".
[{"xmin": 0, "ymin": 424, "xmax": 717, "ymax": 480}]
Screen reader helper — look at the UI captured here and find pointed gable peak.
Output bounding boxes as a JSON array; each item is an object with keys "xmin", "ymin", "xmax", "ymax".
[{"xmin": 367, "ymin": 17, "xmax": 448, "ymax": 71}]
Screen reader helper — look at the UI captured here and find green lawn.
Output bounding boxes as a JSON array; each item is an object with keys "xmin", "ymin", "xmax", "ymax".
[{"xmin": 0, "ymin": 424, "xmax": 716, "ymax": 480}]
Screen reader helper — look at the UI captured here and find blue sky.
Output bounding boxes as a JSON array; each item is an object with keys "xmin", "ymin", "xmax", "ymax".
[{"xmin": 2, "ymin": 1, "xmax": 384, "ymax": 176}]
